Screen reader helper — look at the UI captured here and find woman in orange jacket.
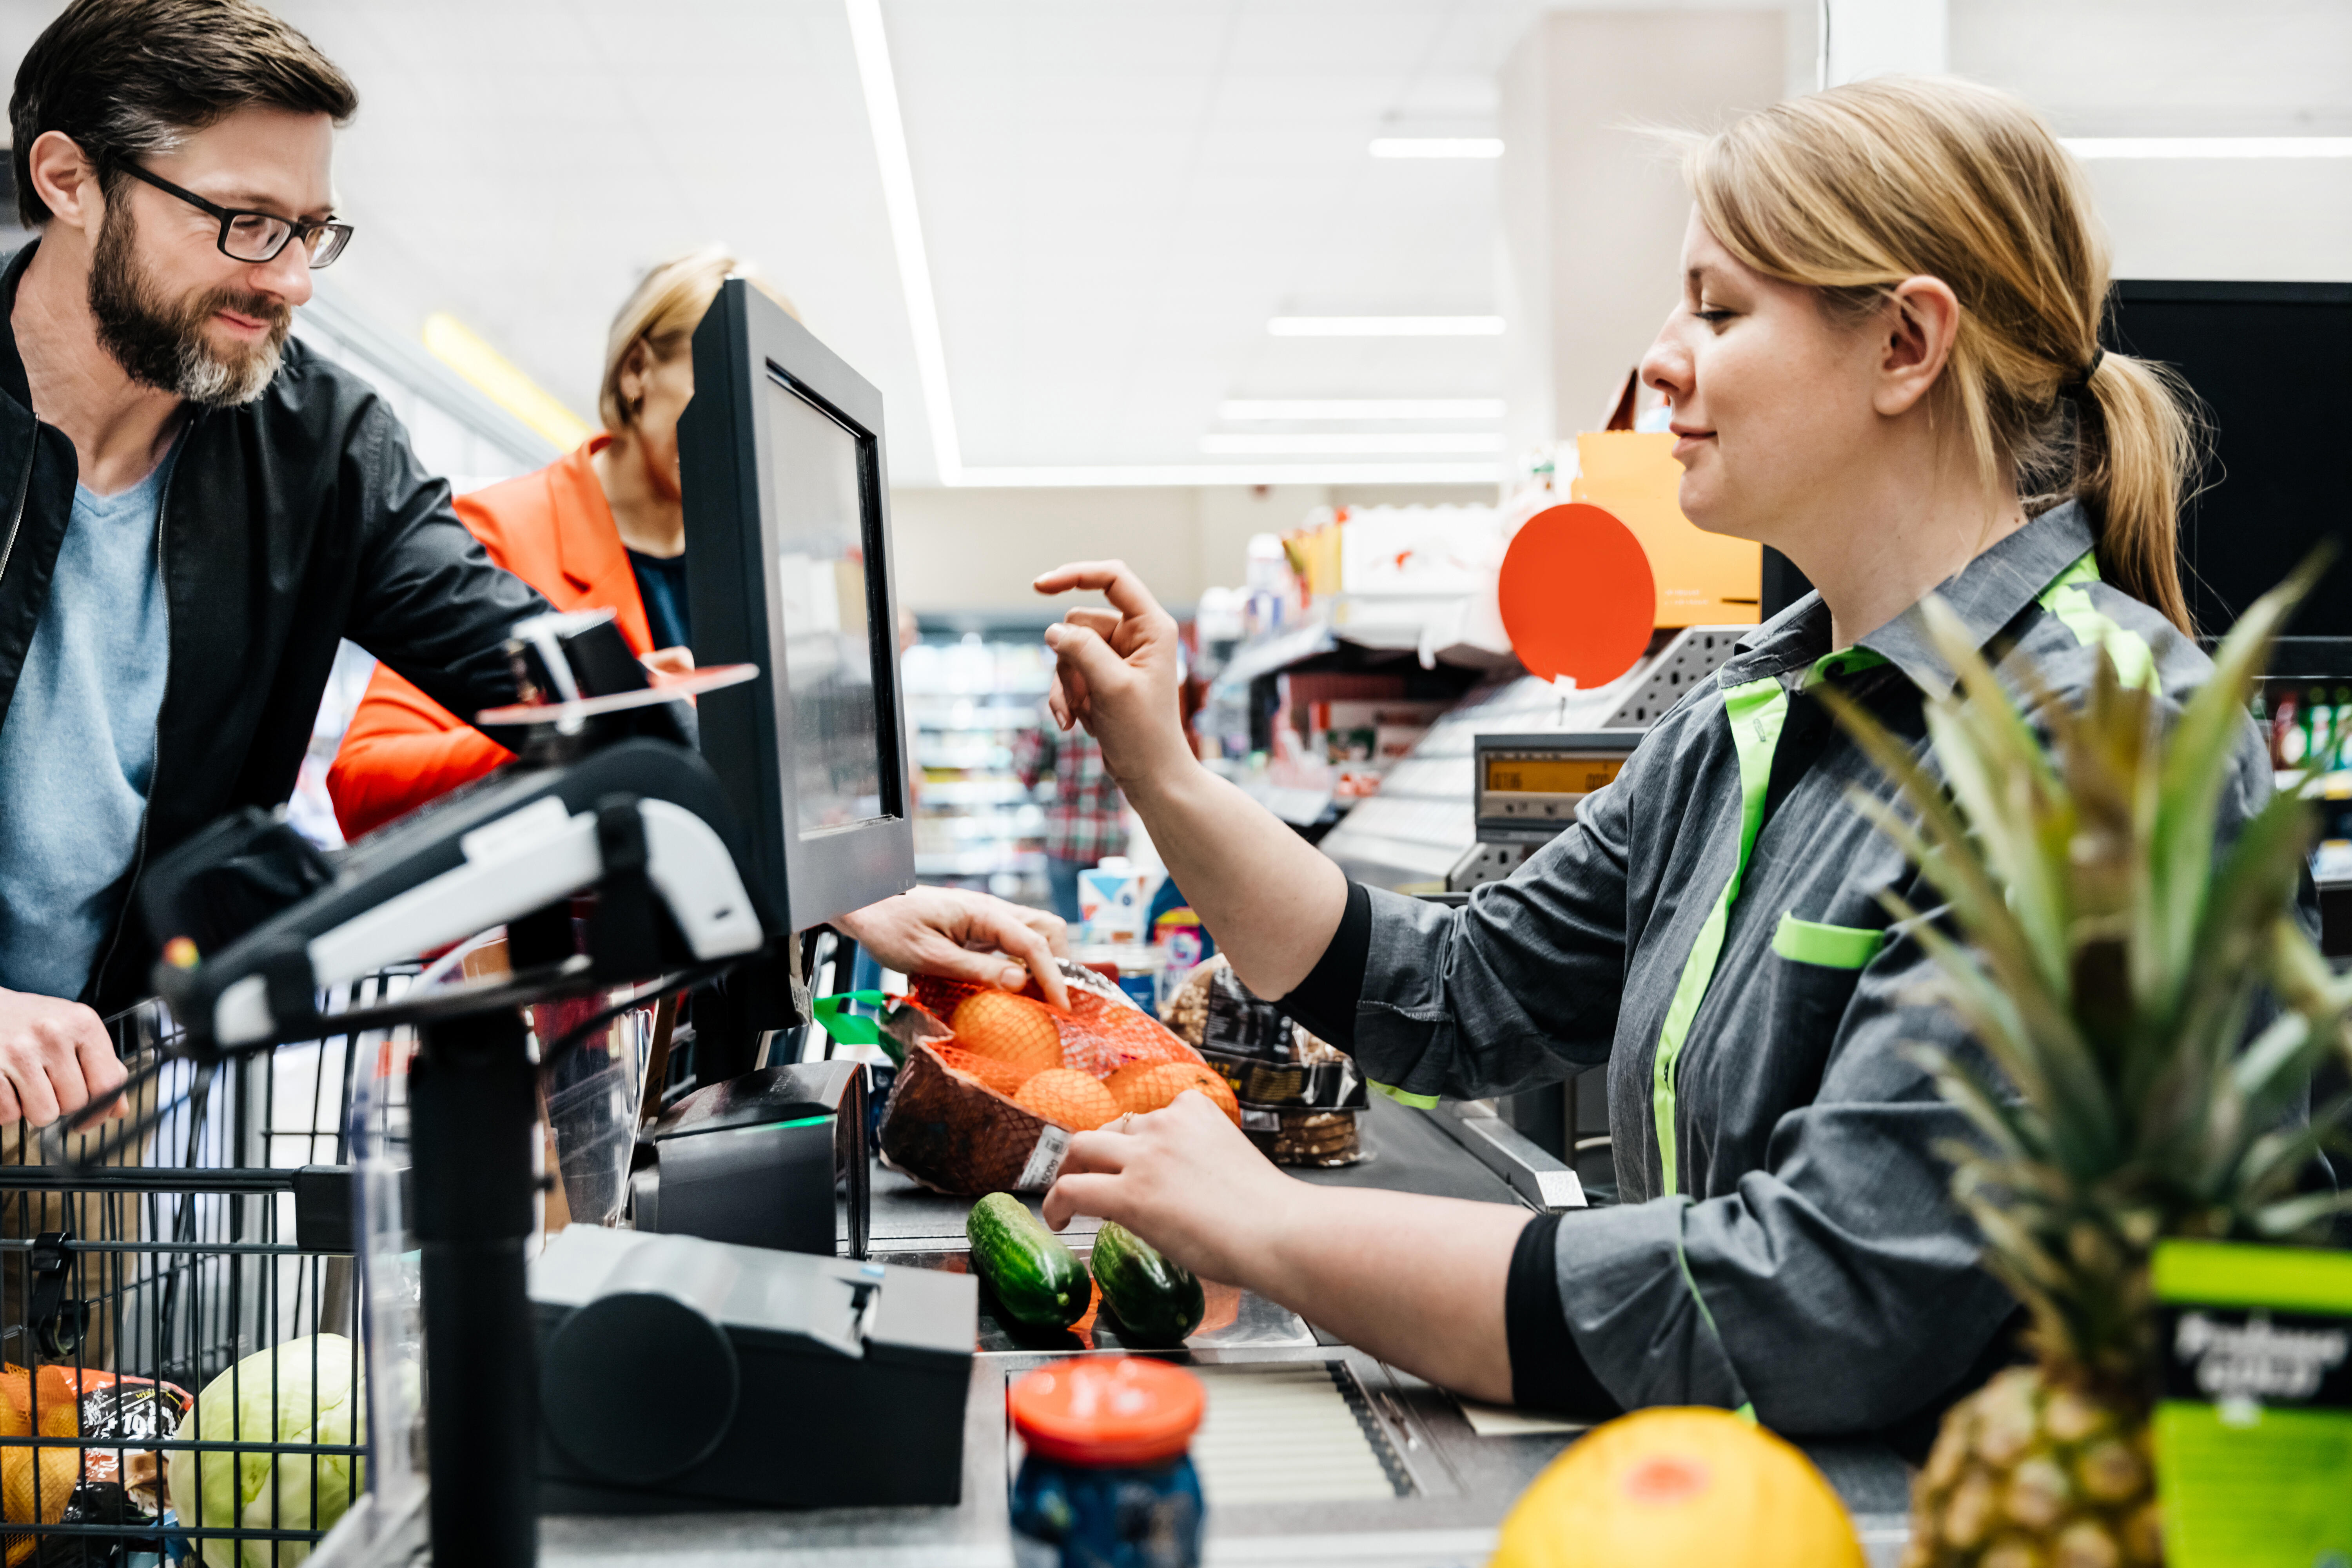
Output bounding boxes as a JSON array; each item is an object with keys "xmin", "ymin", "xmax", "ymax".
[{"xmin": 329, "ymin": 247, "xmax": 1069, "ymax": 1002}]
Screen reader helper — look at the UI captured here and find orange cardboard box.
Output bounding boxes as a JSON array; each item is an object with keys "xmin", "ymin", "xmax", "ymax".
[{"xmin": 1572, "ymin": 432, "xmax": 1760, "ymax": 626}]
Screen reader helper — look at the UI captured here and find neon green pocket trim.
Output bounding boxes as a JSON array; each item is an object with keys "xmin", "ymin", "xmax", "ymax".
[
  {"xmin": 1370, "ymin": 1081, "xmax": 1439, "ymax": 1110},
  {"xmin": 1771, "ymin": 912, "xmax": 1884, "ymax": 969},
  {"xmin": 1651, "ymin": 676, "xmax": 1787, "ymax": 1198},
  {"xmin": 2039, "ymin": 550, "xmax": 2158, "ymax": 693}
]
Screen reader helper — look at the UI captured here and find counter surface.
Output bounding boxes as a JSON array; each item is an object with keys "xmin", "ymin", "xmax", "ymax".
[{"xmin": 316, "ymin": 1097, "xmax": 1916, "ymax": 1566}]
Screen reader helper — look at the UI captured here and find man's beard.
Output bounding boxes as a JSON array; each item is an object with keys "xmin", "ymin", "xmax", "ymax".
[{"xmin": 87, "ymin": 198, "xmax": 291, "ymax": 408}]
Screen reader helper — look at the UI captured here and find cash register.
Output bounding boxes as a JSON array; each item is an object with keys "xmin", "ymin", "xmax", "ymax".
[{"xmin": 126, "ymin": 279, "xmax": 953, "ymax": 1566}]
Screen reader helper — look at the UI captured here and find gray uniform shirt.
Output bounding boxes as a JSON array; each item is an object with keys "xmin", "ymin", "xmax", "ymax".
[{"xmin": 1348, "ymin": 502, "xmax": 2284, "ymax": 1434}]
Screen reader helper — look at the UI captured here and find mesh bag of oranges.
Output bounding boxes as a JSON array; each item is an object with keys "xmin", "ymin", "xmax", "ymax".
[{"xmin": 877, "ymin": 961, "xmax": 1241, "ymax": 1196}]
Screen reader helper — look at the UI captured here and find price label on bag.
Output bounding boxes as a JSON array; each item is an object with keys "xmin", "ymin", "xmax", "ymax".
[{"xmin": 1016, "ymin": 1125, "xmax": 1073, "ymax": 1191}]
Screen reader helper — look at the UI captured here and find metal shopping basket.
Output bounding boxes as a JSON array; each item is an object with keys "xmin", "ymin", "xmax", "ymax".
[{"xmin": 0, "ymin": 971, "xmax": 416, "ymax": 1566}]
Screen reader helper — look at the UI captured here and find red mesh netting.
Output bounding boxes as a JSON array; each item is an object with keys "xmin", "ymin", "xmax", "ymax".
[
  {"xmin": 910, "ymin": 973, "xmax": 1201, "ymax": 1078},
  {"xmin": 875, "ymin": 968, "xmax": 1207, "ymax": 1195}
]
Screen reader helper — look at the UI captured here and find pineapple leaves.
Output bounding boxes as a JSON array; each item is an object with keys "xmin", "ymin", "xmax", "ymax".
[{"xmin": 1824, "ymin": 548, "xmax": 2350, "ymax": 1383}]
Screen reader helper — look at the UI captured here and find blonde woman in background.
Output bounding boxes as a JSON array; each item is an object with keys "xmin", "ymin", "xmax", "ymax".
[
  {"xmin": 1027, "ymin": 78, "xmax": 2274, "ymax": 1441},
  {"xmin": 330, "ymin": 246, "xmax": 1071, "ymax": 1001}
]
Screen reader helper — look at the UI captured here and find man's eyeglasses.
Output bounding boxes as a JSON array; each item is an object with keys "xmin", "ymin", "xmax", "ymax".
[{"xmin": 117, "ymin": 163, "xmax": 354, "ymax": 269}]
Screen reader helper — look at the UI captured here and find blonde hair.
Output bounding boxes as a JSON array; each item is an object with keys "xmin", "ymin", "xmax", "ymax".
[
  {"xmin": 598, "ymin": 243, "xmax": 799, "ymax": 434},
  {"xmin": 1681, "ymin": 77, "xmax": 2199, "ymax": 633}
]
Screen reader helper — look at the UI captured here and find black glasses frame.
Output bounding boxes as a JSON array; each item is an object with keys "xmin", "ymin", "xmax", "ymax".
[{"xmin": 116, "ymin": 162, "xmax": 354, "ymax": 268}]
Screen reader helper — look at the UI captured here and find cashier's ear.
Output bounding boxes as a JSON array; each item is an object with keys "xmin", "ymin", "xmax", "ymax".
[{"xmin": 1871, "ymin": 276, "xmax": 1962, "ymax": 419}]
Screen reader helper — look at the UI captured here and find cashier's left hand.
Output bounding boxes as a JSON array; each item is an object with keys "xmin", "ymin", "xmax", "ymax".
[
  {"xmin": 1043, "ymin": 1092, "xmax": 1290, "ymax": 1286},
  {"xmin": 834, "ymin": 887, "xmax": 1072, "ymax": 1010}
]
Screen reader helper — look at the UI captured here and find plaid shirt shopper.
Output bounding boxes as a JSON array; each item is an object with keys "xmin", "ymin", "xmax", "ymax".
[{"xmin": 1013, "ymin": 711, "xmax": 1128, "ymax": 863}]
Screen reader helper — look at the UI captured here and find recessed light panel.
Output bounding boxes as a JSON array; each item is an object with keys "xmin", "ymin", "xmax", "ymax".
[{"xmin": 1267, "ymin": 316, "xmax": 1504, "ymax": 337}]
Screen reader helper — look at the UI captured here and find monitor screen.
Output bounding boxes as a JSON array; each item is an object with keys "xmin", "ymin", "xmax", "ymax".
[
  {"xmin": 2107, "ymin": 281, "xmax": 2352, "ymax": 637},
  {"xmin": 679, "ymin": 276, "xmax": 915, "ymax": 961},
  {"xmin": 763, "ymin": 372, "xmax": 886, "ymax": 835}
]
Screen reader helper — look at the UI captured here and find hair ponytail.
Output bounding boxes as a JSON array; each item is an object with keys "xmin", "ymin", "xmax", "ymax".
[
  {"xmin": 2071, "ymin": 353, "xmax": 2199, "ymax": 633},
  {"xmin": 1684, "ymin": 77, "xmax": 2201, "ymax": 635}
]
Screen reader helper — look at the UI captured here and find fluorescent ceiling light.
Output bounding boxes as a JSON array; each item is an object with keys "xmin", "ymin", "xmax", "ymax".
[
  {"xmin": 1370, "ymin": 137, "xmax": 1504, "ymax": 159},
  {"xmin": 422, "ymin": 313, "xmax": 590, "ymax": 450},
  {"xmin": 2062, "ymin": 137, "xmax": 2352, "ymax": 159},
  {"xmin": 1201, "ymin": 432, "xmax": 1501, "ymax": 456},
  {"xmin": 948, "ymin": 463, "xmax": 1501, "ymax": 488},
  {"xmin": 1269, "ymin": 316, "xmax": 1504, "ymax": 337},
  {"xmin": 1219, "ymin": 399, "xmax": 1504, "ymax": 421},
  {"xmin": 846, "ymin": 0, "xmax": 964, "ymax": 478}
]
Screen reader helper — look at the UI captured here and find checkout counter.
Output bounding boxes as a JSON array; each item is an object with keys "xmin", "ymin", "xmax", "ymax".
[{"xmin": 309, "ymin": 1093, "xmax": 1913, "ymax": 1568}]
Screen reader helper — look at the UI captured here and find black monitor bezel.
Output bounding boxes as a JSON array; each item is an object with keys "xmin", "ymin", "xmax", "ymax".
[{"xmin": 679, "ymin": 277, "xmax": 915, "ymax": 938}]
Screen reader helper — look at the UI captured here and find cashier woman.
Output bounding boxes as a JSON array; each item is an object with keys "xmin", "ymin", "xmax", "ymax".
[
  {"xmin": 1035, "ymin": 77, "xmax": 2275, "ymax": 1441},
  {"xmin": 0, "ymin": 0, "xmax": 1064, "ymax": 1128}
]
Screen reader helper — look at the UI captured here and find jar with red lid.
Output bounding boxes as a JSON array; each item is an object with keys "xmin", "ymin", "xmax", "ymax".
[{"xmin": 1007, "ymin": 1356, "xmax": 1206, "ymax": 1568}]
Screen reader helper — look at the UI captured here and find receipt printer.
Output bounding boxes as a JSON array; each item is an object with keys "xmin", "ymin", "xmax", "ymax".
[
  {"xmin": 631, "ymin": 1060, "xmax": 869, "ymax": 1259},
  {"xmin": 532, "ymin": 1225, "xmax": 975, "ymax": 1511}
]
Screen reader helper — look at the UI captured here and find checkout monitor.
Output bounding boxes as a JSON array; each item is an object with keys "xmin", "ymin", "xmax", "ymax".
[
  {"xmin": 2105, "ymin": 280, "xmax": 2352, "ymax": 640},
  {"xmin": 678, "ymin": 276, "xmax": 915, "ymax": 938}
]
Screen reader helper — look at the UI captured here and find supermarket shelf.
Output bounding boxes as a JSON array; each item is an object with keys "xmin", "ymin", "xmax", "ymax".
[
  {"xmin": 1238, "ymin": 776, "xmax": 1338, "ymax": 827},
  {"xmin": 1214, "ymin": 622, "xmax": 1338, "ymax": 692},
  {"xmin": 916, "ymin": 779, "xmax": 1040, "ymax": 807},
  {"xmin": 916, "ymin": 850, "xmax": 1047, "ymax": 877}
]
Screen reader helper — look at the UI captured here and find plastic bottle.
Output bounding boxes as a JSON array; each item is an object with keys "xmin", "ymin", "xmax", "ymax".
[{"xmin": 1009, "ymin": 1357, "xmax": 1205, "ymax": 1568}]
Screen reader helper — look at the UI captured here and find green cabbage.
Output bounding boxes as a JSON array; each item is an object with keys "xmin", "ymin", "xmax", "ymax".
[{"xmin": 169, "ymin": 1333, "xmax": 365, "ymax": 1568}]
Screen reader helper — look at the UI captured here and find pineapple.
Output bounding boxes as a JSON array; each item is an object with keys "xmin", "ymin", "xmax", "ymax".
[{"xmin": 1820, "ymin": 559, "xmax": 2352, "ymax": 1568}]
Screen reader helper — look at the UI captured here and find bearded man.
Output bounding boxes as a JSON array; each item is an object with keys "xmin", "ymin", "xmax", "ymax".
[
  {"xmin": 0, "ymin": 0, "xmax": 1076, "ymax": 1129},
  {"xmin": 0, "ymin": 0, "xmax": 554, "ymax": 1125}
]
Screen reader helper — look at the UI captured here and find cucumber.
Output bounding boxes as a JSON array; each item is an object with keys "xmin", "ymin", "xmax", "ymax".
[
  {"xmin": 966, "ymin": 1192, "xmax": 1092, "ymax": 1329},
  {"xmin": 1089, "ymin": 1221, "xmax": 1205, "ymax": 1346}
]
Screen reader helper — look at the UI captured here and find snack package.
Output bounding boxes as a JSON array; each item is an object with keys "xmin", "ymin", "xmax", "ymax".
[
  {"xmin": 876, "ymin": 961, "xmax": 1210, "ymax": 1196},
  {"xmin": 1159, "ymin": 957, "xmax": 1370, "ymax": 1165},
  {"xmin": 0, "ymin": 1364, "xmax": 192, "ymax": 1565}
]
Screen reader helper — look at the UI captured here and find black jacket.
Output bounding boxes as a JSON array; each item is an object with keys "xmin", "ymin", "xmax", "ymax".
[{"xmin": 0, "ymin": 243, "xmax": 550, "ymax": 1013}]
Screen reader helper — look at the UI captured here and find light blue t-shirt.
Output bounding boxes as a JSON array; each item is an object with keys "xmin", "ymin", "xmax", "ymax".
[{"xmin": 0, "ymin": 446, "xmax": 176, "ymax": 1000}]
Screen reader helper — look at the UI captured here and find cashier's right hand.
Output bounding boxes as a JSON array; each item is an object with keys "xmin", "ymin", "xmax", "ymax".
[
  {"xmin": 0, "ymin": 988, "xmax": 129, "ymax": 1127},
  {"xmin": 1042, "ymin": 1091, "xmax": 1292, "ymax": 1288},
  {"xmin": 1032, "ymin": 561, "xmax": 1194, "ymax": 787}
]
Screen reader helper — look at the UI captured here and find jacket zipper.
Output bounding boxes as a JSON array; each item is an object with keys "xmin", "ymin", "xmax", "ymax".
[
  {"xmin": 0, "ymin": 438, "xmax": 34, "ymax": 590},
  {"xmin": 89, "ymin": 444, "xmax": 177, "ymax": 1004}
]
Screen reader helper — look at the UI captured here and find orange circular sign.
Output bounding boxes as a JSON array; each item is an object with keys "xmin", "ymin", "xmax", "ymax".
[{"xmin": 1497, "ymin": 502, "xmax": 1654, "ymax": 687}]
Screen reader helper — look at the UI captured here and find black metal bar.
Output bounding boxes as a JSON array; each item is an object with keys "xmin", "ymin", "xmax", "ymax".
[{"xmin": 411, "ymin": 1009, "xmax": 539, "ymax": 1567}]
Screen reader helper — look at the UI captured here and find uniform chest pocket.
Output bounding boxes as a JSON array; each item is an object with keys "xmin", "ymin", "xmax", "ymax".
[
  {"xmin": 1771, "ymin": 912, "xmax": 1884, "ymax": 969},
  {"xmin": 1759, "ymin": 912, "xmax": 1880, "ymax": 1102}
]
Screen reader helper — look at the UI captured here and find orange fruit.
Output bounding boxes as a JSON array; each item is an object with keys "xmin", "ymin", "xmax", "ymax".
[
  {"xmin": 1013, "ymin": 1068, "xmax": 1121, "ymax": 1132},
  {"xmin": 933, "ymin": 1043, "xmax": 1033, "ymax": 1099},
  {"xmin": 951, "ymin": 990, "xmax": 1065, "ymax": 1077},
  {"xmin": 1103, "ymin": 1062, "xmax": 1241, "ymax": 1127}
]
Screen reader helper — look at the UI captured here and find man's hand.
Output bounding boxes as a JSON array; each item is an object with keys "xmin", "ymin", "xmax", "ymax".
[
  {"xmin": 0, "ymin": 988, "xmax": 129, "ymax": 1127},
  {"xmin": 835, "ymin": 887, "xmax": 1072, "ymax": 1009},
  {"xmin": 1043, "ymin": 1092, "xmax": 1298, "ymax": 1286},
  {"xmin": 1031, "ymin": 561, "xmax": 1194, "ymax": 788}
]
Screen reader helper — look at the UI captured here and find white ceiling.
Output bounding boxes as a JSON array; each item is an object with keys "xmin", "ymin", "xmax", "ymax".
[{"xmin": 2, "ymin": 0, "xmax": 2346, "ymax": 486}]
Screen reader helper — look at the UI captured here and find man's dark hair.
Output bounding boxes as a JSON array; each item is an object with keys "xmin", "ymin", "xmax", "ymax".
[{"xmin": 9, "ymin": 0, "xmax": 358, "ymax": 229}]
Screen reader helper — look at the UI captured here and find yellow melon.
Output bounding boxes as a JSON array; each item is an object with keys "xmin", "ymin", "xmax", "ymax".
[{"xmin": 1490, "ymin": 1407, "xmax": 1863, "ymax": 1568}]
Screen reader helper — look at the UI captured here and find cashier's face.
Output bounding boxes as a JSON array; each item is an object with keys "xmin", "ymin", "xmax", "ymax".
[
  {"xmin": 1639, "ymin": 209, "xmax": 1891, "ymax": 550},
  {"xmin": 85, "ymin": 107, "xmax": 336, "ymax": 406}
]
